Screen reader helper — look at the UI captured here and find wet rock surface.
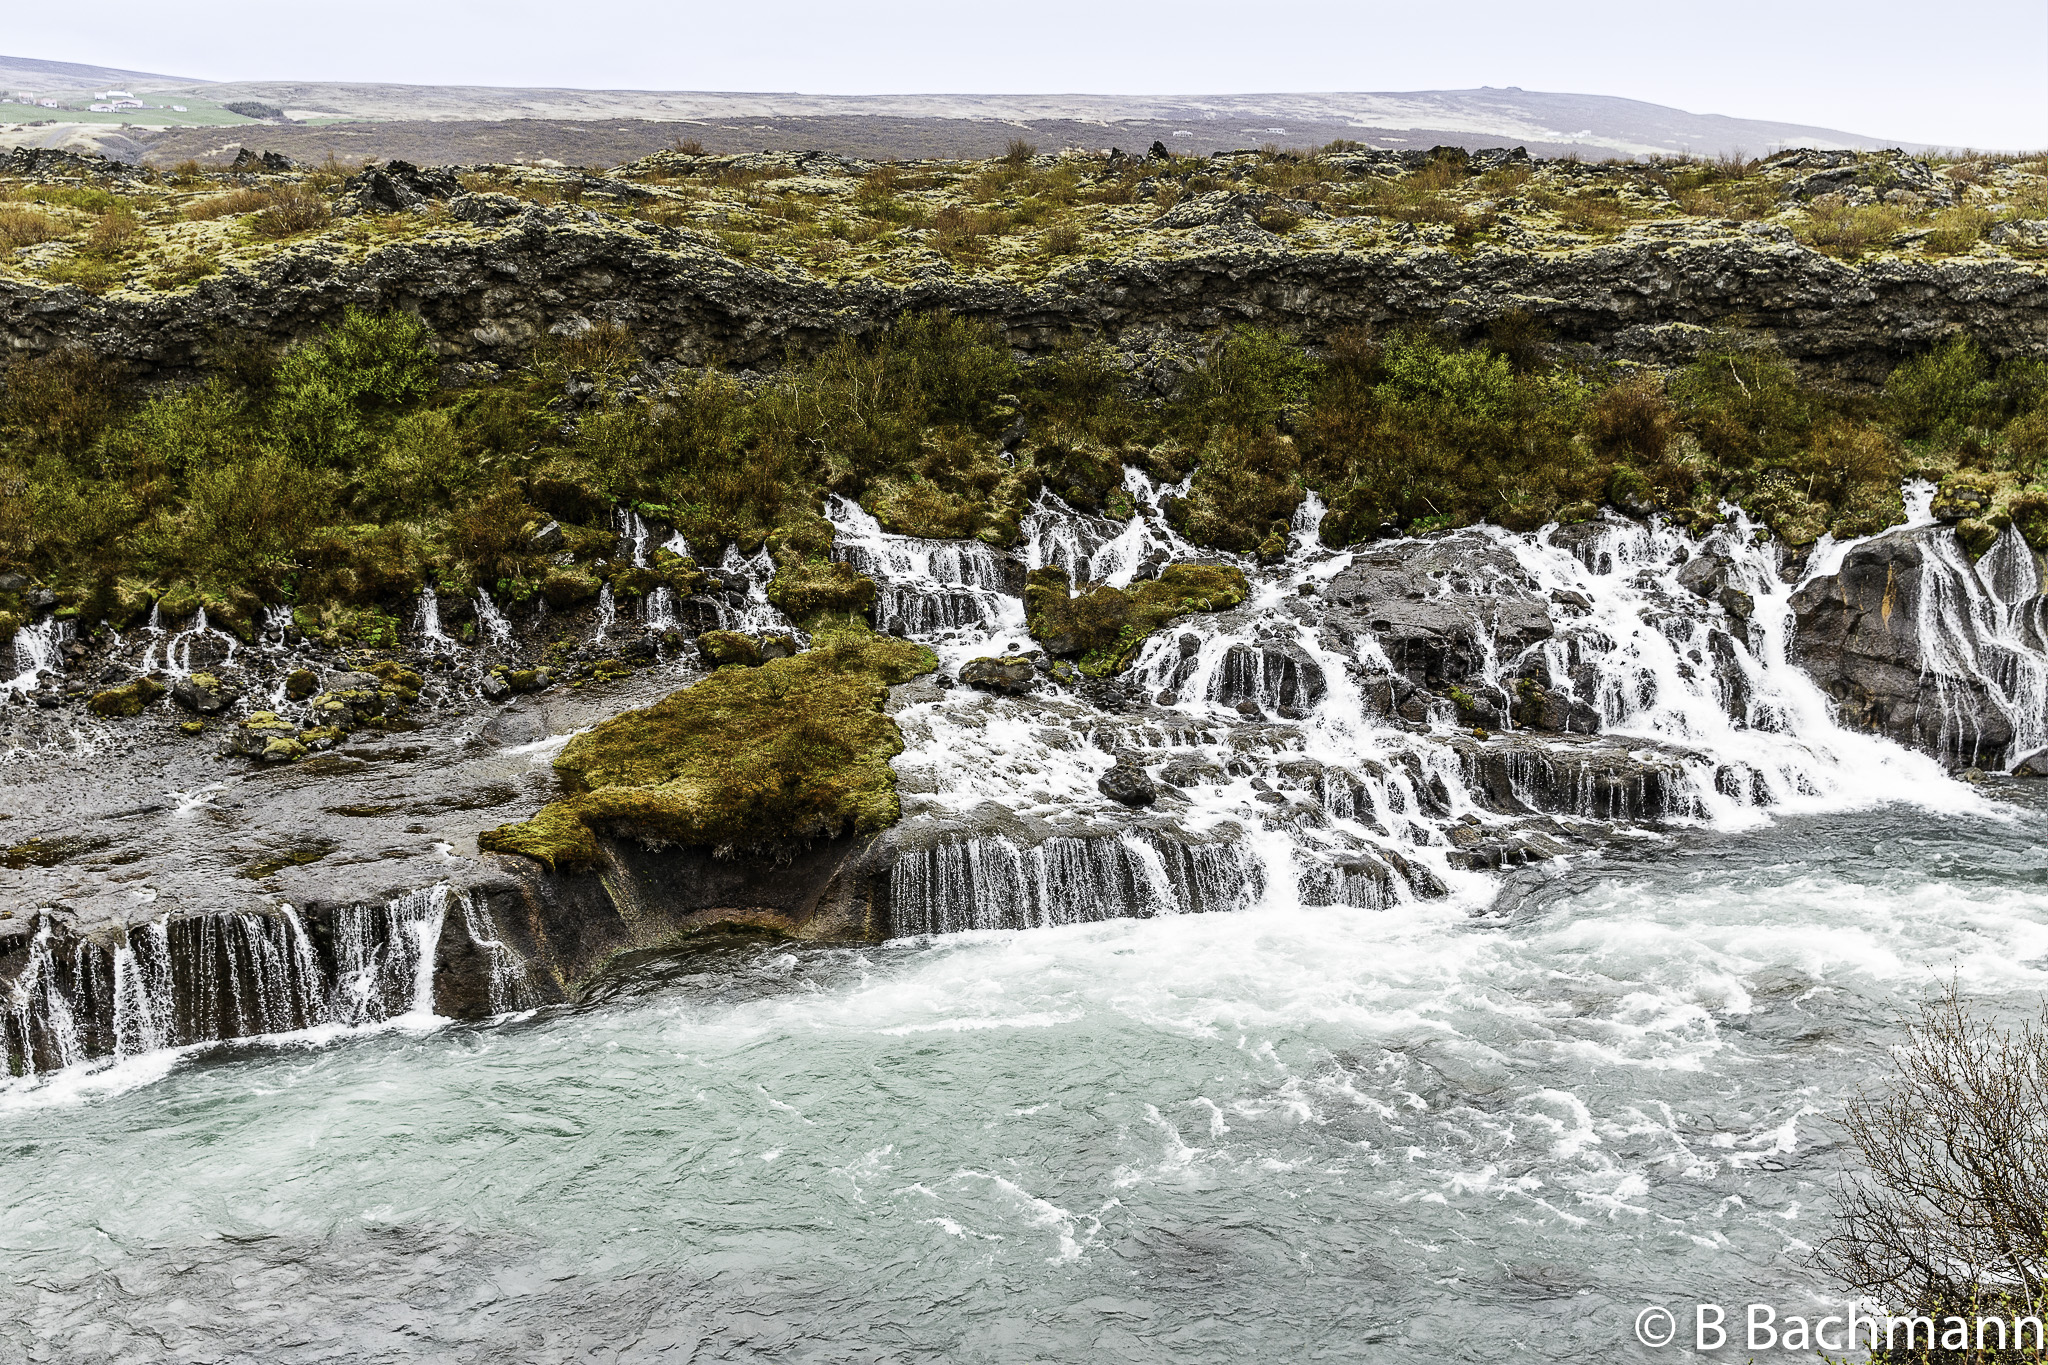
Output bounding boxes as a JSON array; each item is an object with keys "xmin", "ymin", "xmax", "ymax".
[{"xmin": 1791, "ymin": 523, "xmax": 2048, "ymax": 768}]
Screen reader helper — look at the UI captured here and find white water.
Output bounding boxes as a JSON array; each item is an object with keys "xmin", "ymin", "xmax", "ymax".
[
  {"xmin": 413, "ymin": 586, "xmax": 460, "ymax": 651},
  {"xmin": 6, "ymin": 481, "xmax": 2048, "ymax": 1360},
  {"xmin": 5, "ymin": 616, "xmax": 66, "ymax": 694},
  {"xmin": 474, "ymin": 589, "xmax": 514, "ymax": 648}
]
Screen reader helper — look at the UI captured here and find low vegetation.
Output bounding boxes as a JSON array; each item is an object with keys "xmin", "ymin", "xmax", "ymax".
[
  {"xmin": 478, "ymin": 623, "xmax": 935, "ymax": 867},
  {"xmin": 1, "ymin": 293, "xmax": 2045, "ymax": 654},
  {"xmin": 1822, "ymin": 985, "xmax": 2048, "ymax": 1363},
  {"xmin": 1026, "ymin": 563, "xmax": 1250, "ymax": 675}
]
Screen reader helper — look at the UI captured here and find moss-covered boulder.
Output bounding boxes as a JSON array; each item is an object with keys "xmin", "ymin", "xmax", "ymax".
[
  {"xmin": 86, "ymin": 676, "xmax": 166, "ymax": 717},
  {"xmin": 480, "ymin": 627, "xmax": 935, "ymax": 870},
  {"xmin": 698, "ymin": 630, "xmax": 796, "ymax": 667},
  {"xmin": 284, "ymin": 668, "xmax": 319, "ymax": 700},
  {"xmin": 767, "ymin": 557, "xmax": 877, "ymax": 623},
  {"xmin": 1026, "ymin": 563, "xmax": 1249, "ymax": 674},
  {"xmin": 541, "ymin": 567, "xmax": 600, "ymax": 608}
]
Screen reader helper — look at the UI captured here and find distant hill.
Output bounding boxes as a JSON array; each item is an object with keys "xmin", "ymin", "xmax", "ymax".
[
  {"xmin": 0, "ymin": 55, "xmax": 1928, "ymax": 162},
  {"xmin": 0, "ymin": 53, "xmax": 199, "ymax": 91}
]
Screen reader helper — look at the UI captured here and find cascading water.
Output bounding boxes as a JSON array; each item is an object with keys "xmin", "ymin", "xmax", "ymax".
[
  {"xmin": 827, "ymin": 494, "xmax": 1027, "ymax": 645},
  {"xmin": 590, "ymin": 583, "xmax": 617, "ymax": 643},
  {"xmin": 474, "ymin": 589, "xmax": 514, "ymax": 648},
  {"xmin": 414, "ymin": 586, "xmax": 459, "ymax": 651},
  {"xmin": 6, "ymin": 616, "xmax": 66, "ymax": 695},
  {"xmin": 2, "ymin": 887, "xmax": 470, "ymax": 1080}
]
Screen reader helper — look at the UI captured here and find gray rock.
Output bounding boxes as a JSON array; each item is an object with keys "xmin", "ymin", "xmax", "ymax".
[
  {"xmin": 529, "ymin": 520, "xmax": 565, "ymax": 553},
  {"xmin": 170, "ymin": 674, "xmax": 232, "ymax": 715},
  {"xmin": 1097, "ymin": 759, "xmax": 1158, "ymax": 807},
  {"xmin": 479, "ymin": 674, "xmax": 513, "ymax": 702},
  {"xmin": 960, "ymin": 656, "xmax": 1036, "ymax": 695},
  {"xmin": 1790, "ymin": 526, "xmax": 2033, "ymax": 768},
  {"xmin": 1324, "ymin": 533, "xmax": 1553, "ymax": 689}
]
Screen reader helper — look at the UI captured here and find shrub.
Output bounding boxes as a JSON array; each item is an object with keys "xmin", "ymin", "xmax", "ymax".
[
  {"xmin": 1799, "ymin": 193, "xmax": 1905, "ymax": 258},
  {"xmin": 0, "ymin": 348, "xmax": 125, "ymax": 456},
  {"xmin": 249, "ymin": 184, "xmax": 331, "ymax": 238},
  {"xmin": 0, "ymin": 206, "xmax": 59, "ymax": 250},
  {"xmin": 1820, "ymin": 984, "xmax": 2048, "ymax": 1354},
  {"xmin": 1924, "ymin": 205, "xmax": 1993, "ymax": 255},
  {"xmin": 1587, "ymin": 375, "xmax": 1676, "ymax": 463},
  {"xmin": 274, "ymin": 307, "xmax": 438, "ymax": 417},
  {"xmin": 1886, "ymin": 334, "xmax": 2000, "ymax": 440}
]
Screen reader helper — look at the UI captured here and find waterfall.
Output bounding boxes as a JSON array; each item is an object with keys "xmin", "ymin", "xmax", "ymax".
[
  {"xmin": 154, "ymin": 607, "xmax": 237, "ymax": 679},
  {"xmin": 6, "ymin": 617, "xmax": 66, "ymax": 695},
  {"xmin": 333, "ymin": 886, "xmax": 450, "ymax": 1026},
  {"xmin": 718, "ymin": 543, "xmax": 792, "ymax": 633},
  {"xmin": 887, "ymin": 831, "xmax": 1265, "ymax": 936},
  {"xmin": 590, "ymin": 584, "xmax": 617, "ymax": 643},
  {"xmin": 475, "ymin": 590, "xmax": 514, "ymax": 648},
  {"xmin": 414, "ymin": 587, "xmax": 459, "ymax": 650},
  {"xmin": 0, "ymin": 886, "xmax": 485, "ymax": 1083},
  {"xmin": 615, "ymin": 508, "xmax": 654, "ymax": 567},
  {"xmin": 1903, "ymin": 526, "xmax": 2048, "ymax": 769},
  {"xmin": 826, "ymin": 495, "xmax": 1026, "ymax": 642},
  {"xmin": 643, "ymin": 585, "xmax": 679, "ymax": 631},
  {"xmin": 110, "ymin": 921, "xmax": 174, "ymax": 1060},
  {"xmin": 457, "ymin": 894, "xmax": 533, "ymax": 1015}
]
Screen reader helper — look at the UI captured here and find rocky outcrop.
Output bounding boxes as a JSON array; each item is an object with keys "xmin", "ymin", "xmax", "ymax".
[
  {"xmin": 3, "ymin": 199, "xmax": 2043, "ymax": 385},
  {"xmin": 1791, "ymin": 525, "xmax": 2048, "ymax": 768},
  {"xmin": 1322, "ymin": 532, "xmax": 1554, "ymax": 688}
]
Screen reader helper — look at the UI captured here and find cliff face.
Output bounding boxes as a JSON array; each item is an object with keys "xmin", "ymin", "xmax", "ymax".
[{"xmin": 4, "ymin": 200, "xmax": 2044, "ymax": 384}]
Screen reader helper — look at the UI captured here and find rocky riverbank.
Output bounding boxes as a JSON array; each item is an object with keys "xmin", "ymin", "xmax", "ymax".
[{"xmin": 7, "ymin": 481, "xmax": 2035, "ymax": 1074}]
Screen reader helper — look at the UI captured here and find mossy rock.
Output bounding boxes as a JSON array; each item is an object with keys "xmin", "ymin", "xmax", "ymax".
[
  {"xmin": 652, "ymin": 548, "xmax": 706, "ymax": 596},
  {"xmin": 699, "ymin": 631, "xmax": 763, "ymax": 667},
  {"xmin": 1932, "ymin": 470, "xmax": 2003, "ymax": 523},
  {"xmin": 767, "ymin": 557, "xmax": 877, "ymax": 622},
  {"xmin": 86, "ymin": 676, "xmax": 166, "ymax": 718},
  {"xmin": 541, "ymin": 567, "xmax": 600, "ymax": 608},
  {"xmin": 479, "ymin": 626, "xmax": 936, "ymax": 869},
  {"xmin": 284, "ymin": 668, "xmax": 319, "ymax": 700},
  {"xmin": 1026, "ymin": 563, "xmax": 1249, "ymax": 673},
  {"xmin": 180, "ymin": 720, "xmax": 206, "ymax": 736},
  {"xmin": 366, "ymin": 659, "xmax": 424, "ymax": 695},
  {"xmin": 262, "ymin": 737, "xmax": 309, "ymax": 764}
]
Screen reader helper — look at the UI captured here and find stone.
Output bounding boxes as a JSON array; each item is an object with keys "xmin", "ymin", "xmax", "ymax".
[
  {"xmin": 479, "ymin": 674, "xmax": 513, "ymax": 702},
  {"xmin": 1790, "ymin": 527, "xmax": 2025, "ymax": 768},
  {"xmin": 1323, "ymin": 533, "xmax": 1553, "ymax": 690},
  {"xmin": 529, "ymin": 520, "xmax": 566, "ymax": 553},
  {"xmin": 960, "ymin": 656, "xmax": 1036, "ymax": 695},
  {"xmin": 171, "ymin": 672, "xmax": 232, "ymax": 715},
  {"xmin": 284, "ymin": 668, "xmax": 319, "ymax": 700},
  {"xmin": 1097, "ymin": 759, "xmax": 1158, "ymax": 807}
]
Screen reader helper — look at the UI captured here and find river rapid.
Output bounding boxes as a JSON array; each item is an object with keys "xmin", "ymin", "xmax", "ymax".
[
  {"xmin": 7, "ymin": 783, "xmax": 2048, "ymax": 1363},
  {"xmin": 9, "ymin": 479, "xmax": 2048, "ymax": 1361}
]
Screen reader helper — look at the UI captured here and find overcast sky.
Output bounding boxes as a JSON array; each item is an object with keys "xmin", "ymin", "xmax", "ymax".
[{"xmin": 10, "ymin": 0, "xmax": 2045, "ymax": 149}]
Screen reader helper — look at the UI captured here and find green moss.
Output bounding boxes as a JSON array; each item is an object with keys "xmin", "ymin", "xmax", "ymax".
[
  {"xmin": 540, "ymin": 567, "xmax": 600, "ymax": 608},
  {"xmin": 86, "ymin": 676, "xmax": 165, "ymax": 717},
  {"xmin": 1026, "ymin": 562, "xmax": 1249, "ymax": 674},
  {"xmin": 699, "ymin": 630, "xmax": 765, "ymax": 667},
  {"xmin": 766, "ymin": 557, "xmax": 876, "ymax": 623},
  {"xmin": 479, "ymin": 626, "xmax": 936, "ymax": 869},
  {"xmin": 284, "ymin": 668, "xmax": 318, "ymax": 700}
]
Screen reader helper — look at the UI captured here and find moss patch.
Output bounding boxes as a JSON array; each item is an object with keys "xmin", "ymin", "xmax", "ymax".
[
  {"xmin": 480, "ymin": 626, "xmax": 935, "ymax": 869},
  {"xmin": 766, "ymin": 557, "xmax": 877, "ymax": 622},
  {"xmin": 1026, "ymin": 562, "xmax": 1249, "ymax": 675},
  {"xmin": 86, "ymin": 676, "xmax": 165, "ymax": 717}
]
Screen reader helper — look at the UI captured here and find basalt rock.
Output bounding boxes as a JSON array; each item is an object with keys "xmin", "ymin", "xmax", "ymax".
[
  {"xmin": 1790, "ymin": 525, "xmax": 2048, "ymax": 768},
  {"xmin": 5, "ymin": 194, "xmax": 2044, "ymax": 385},
  {"xmin": 1323, "ymin": 532, "xmax": 1553, "ymax": 689}
]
